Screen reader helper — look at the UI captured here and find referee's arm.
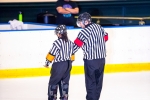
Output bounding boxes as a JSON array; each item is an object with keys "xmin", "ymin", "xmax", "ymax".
[
  {"xmin": 102, "ymin": 28, "xmax": 108, "ymax": 42},
  {"xmin": 45, "ymin": 43, "xmax": 58, "ymax": 66},
  {"xmin": 73, "ymin": 32, "xmax": 85, "ymax": 54}
]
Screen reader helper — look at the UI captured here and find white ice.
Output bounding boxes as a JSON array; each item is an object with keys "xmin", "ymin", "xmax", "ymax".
[{"xmin": 0, "ymin": 71, "xmax": 150, "ymax": 100}]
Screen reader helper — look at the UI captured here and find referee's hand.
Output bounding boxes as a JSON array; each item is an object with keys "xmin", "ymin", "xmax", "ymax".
[
  {"xmin": 43, "ymin": 65, "xmax": 49, "ymax": 68},
  {"xmin": 44, "ymin": 60, "xmax": 51, "ymax": 68}
]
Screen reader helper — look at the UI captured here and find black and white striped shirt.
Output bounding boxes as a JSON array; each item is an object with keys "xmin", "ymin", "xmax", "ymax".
[
  {"xmin": 74, "ymin": 23, "xmax": 108, "ymax": 60},
  {"xmin": 47, "ymin": 38, "xmax": 74, "ymax": 63}
]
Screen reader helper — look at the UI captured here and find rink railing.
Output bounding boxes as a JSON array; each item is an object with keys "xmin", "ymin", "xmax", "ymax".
[{"xmin": 75, "ymin": 16, "xmax": 150, "ymax": 25}]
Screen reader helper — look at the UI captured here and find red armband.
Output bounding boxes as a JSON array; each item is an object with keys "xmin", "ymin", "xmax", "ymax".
[
  {"xmin": 74, "ymin": 38, "xmax": 83, "ymax": 47},
  {"xmin": 104, "ymin": 34, "xmax": 108, "ymax": 41}
]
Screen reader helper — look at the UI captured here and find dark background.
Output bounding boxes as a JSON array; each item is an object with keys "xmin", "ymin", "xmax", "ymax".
[{"xmin": 0, "ymin": 0, "xmax": 150, "ymax": 26}]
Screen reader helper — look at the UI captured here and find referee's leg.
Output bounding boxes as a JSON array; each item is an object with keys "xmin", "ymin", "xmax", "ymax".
[
  {"xmin": 84, "ymin": 58, "xmax": 105, "ymax": 100},
  {"xmin": 48, "ymin": 61, "xmax": 69, "ymax": 100},
  {"xmin": 59, "ymin": 60, "xmax": 72, "ymax": 100},
  {"xmin": 95, "ymin": 58, "xmax": 105, "ymax": 100},
  {"xmin": 84, "ymin": 59, "xmax": 97, "ymax": 100}
]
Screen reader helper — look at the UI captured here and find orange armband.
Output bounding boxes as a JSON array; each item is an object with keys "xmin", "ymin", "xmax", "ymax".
[
  {"xmin": 71, "ymin": 54, "xmax": 75, "ymax": 61},
  {"xmin": 46, "ymin": 53, "xmax": 55, "ymax": 62}
]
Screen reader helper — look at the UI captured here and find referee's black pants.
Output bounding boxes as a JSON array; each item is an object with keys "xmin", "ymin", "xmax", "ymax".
[
  {"xmin": 84, "ymin": 58, "xmax": 105, "ymax": 100},
  {"xmin": 48, "ymin": 60, "xmax": 72, "ymax": 100}
]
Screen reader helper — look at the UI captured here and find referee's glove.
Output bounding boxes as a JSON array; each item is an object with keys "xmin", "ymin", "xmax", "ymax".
[{"xmin": 44, "ymin": 60, "xmax": 51, "ymax": 68}]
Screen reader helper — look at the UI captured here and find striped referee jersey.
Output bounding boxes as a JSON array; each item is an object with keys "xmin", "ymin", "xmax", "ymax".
[
  {"xmin": 74, "ymin": 22, "xmax": 108, "ymax": 60},
  {"xmin": 45, "ymin": 38, "xmax": 74, "ymax": 66}
]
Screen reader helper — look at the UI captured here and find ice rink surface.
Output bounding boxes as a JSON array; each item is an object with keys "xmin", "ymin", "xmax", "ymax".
[{"xmin": 0, "ymin": 71, "xmax": 150, "ymax": 100}]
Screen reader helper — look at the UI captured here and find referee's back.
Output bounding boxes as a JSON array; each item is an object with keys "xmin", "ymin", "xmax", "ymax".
[
  {"xmin": 50, "ymin": 38, "xmax": 74, "ymax": 63},
  {"xmin": 74, "ymin": 23, "xmax": 107, "ymax": 60}
]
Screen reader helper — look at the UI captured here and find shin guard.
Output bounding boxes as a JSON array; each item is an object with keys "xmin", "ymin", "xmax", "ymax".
[
  {"xmin": 48, "ymin": 85, "xmax": 58, "ymax": 100},
  {"xmin": 59, "ymin": 81, "xmax": 69, "ymax": 100}
]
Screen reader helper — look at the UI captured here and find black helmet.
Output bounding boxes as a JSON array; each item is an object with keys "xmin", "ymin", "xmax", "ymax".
[
  {"xmin": 77, "ymin": 12, "xmax": 92, "ymax": 27},
  {"xmin": 55, "ymin": 24, "xmax": 67, "ymax": 34}
]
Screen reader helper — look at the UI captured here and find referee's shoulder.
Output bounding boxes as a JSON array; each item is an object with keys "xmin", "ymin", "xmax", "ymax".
[
  {"xmin": 91, "ymin": 23, "xmax": 101, "ymax": 27},
  {"xmin": 68, "ymin": 39, "xmax": 74, "ymax": 44},
  {"xmin": 85, "ymin": 22, "xmax": 98, "ymax": 29},
  {"xmin": 53, "ymin": 39, "xmax": 61, "ymax": 44}
]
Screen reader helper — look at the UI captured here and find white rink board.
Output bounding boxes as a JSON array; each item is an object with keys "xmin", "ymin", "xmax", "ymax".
[{"xmin": 0, "ymin": 26, "xmax": 150, "ymax": 69}]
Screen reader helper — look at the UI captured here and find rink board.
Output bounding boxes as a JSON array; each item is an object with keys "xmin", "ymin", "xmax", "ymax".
[{"xmin": 0, "ymin": 25, "xmax": 150, "ymax": 78}]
